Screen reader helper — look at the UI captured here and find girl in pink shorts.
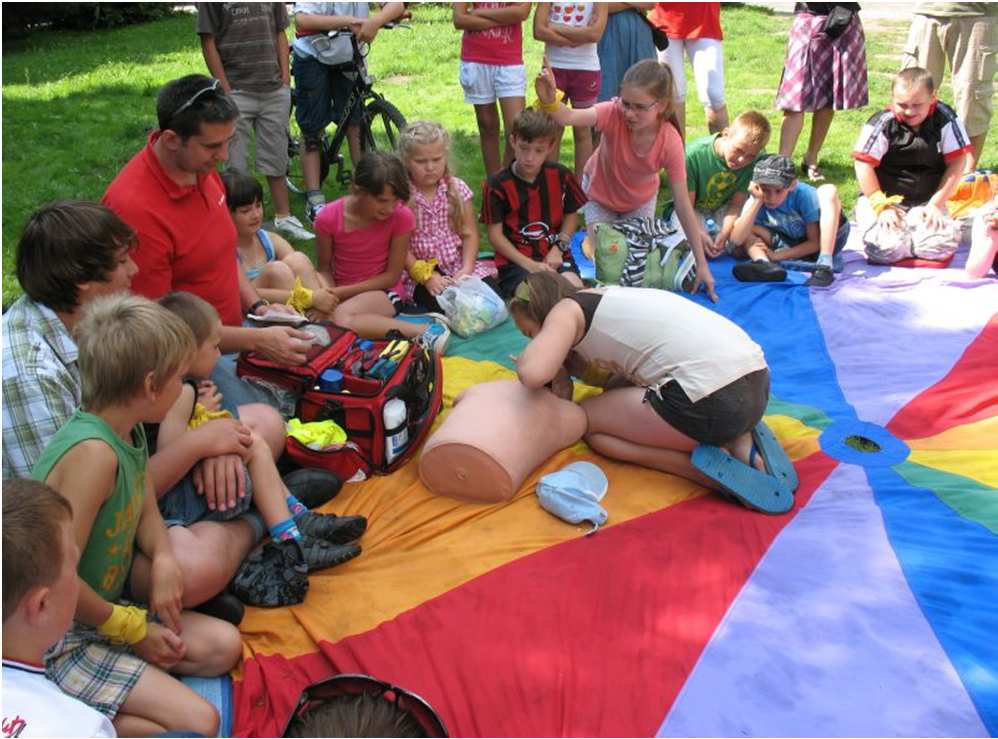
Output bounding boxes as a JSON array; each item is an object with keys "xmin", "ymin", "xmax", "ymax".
[{"xmin": 533, "ymin": 2, "xmax": 608, "ymax": 176}]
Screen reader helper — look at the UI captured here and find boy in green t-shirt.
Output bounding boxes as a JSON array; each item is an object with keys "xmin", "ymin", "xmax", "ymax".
[
  {"xmin": 32, "ymin": 294, "xmax": 240, "ymax": 737},
  {"xmin": 685, "ymin": 110, "xmax": 771, "ymax": 258}
]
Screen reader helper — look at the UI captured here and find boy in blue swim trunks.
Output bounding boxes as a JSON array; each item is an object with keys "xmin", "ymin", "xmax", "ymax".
[{"xmin": 729, "ymin": 154, "xmax": 850, "ymax": 287}]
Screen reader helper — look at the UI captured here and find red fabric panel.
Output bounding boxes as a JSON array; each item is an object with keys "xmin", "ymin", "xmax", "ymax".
[
  {"xmin": 234, "ymin": 451, "xmax": 838, "ymax": 738},
  {"xmin": 892, "ymin": 255, "xmax": 955, "ymax": 269},
  {"xmin": 888, "ymin": 314, "xmax": 998, "ymax": 440}
]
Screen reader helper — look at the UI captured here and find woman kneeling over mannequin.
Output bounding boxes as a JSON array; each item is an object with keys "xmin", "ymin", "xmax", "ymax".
[{"xmin": 509, "ymin": 272, "xmax": 777, "ymax": 507}]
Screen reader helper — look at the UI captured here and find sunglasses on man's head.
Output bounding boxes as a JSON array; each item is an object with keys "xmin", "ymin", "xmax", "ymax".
[
  {"xmin": 170, "ymin": 78, "xmax": 223, "ymax": 122},
  {"xmin": 282, "ymin": 673, "xmax": 448, "ymax": 738}
]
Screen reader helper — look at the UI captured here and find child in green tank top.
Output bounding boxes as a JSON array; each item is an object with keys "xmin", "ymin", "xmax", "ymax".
[{"xmin": 32, "ymin": 294, "xmax": 240, "ymax": 736}]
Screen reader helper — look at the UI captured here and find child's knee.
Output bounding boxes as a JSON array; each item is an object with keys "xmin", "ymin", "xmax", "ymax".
[
  {"xmin": 817, "ymin": 183, "xmax": 841, "ymax": 207},
  {"xmin": 283, "ymin": 250, "xmax": 315, "ymax": 276},
  {"xmin": 260, "ymin": 259, "xmax": 295, "ymax": 287},
  {"xmin": 185, "ymin": 696, "xmax": 221, "ymax": 737}
]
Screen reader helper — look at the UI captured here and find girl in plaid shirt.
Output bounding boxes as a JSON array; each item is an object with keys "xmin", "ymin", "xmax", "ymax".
[{"xmin": 398, "ymin": 121, "xmax": 498, "ymax": 312}]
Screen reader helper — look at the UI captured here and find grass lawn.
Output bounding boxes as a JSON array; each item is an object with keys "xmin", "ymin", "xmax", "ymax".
[{"xmin": 2, "ymin": 3, "xmax": 994, "ymax": 308}]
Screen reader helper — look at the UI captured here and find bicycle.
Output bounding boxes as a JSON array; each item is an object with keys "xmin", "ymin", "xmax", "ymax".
[{"xmin": 286, "ymin": 24, "xmax": 408, "ymax": 193}]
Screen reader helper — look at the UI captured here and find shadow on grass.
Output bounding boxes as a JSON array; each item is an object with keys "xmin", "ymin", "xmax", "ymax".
[{"xmin": 2, "ymin": 14, "xmax": 196, "ymax": 86}]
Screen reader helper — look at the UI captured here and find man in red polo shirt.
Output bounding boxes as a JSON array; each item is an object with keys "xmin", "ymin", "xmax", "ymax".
[{"xmin": 104, "ymin": 74, "xmax": 312, "ymax": 369}]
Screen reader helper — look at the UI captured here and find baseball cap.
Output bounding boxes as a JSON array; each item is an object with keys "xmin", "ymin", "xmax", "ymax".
[{"xmin": 753, "ymin": 155, "xmax": 797, "ymax": 188}]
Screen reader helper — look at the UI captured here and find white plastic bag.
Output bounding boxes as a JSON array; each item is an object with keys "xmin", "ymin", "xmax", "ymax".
[{"xmin": 437, "ymin": 276, "xmax": 508, "ymax": 338}]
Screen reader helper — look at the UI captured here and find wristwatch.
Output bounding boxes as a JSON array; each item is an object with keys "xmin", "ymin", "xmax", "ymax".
[
  {"xmin": 556, "ymin": 233, "xmax": 571, "ymax": 252},
  {"xmin": 249, "ymin": 298, "xmax": 270, "ymax": 315}
]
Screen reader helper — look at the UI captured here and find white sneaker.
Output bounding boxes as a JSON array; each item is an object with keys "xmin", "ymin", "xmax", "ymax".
[
  {"xmin": 417, "ymin": 322, "xmax": 451, "ymax": 356},
  {"xmin": 273, "ymin": 215, "xmax": 315, "ymax": 241}
]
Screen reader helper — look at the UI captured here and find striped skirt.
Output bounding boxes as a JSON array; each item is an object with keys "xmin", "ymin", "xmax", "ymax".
[{"xmin": 775, "ymin": 11, "xmax": 869, "ymax": 112}]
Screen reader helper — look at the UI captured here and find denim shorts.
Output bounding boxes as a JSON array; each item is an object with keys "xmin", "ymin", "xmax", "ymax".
[
  {"xmin": 459, "ymin": 61, "xmax": 527, "ymax": 105},
  {"xmin": 159, "ymin": 471, "xmax": 254, "ymax": 528},
  {"xmin": 645, "ymin": 368, "xmax": 770, "ymax": 446},
  {"xmin": 292, "ymin": 52, "xmax": 363, "ymax": 136},
  {"xmin": 771, "ymin": 218, "xmax": 851, "ymax": 272}
]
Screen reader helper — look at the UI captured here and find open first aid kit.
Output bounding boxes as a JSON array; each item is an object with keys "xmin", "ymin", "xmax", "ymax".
[{"xmin": 237, "ymin": 323, "xmax": 443, "ymax": 481}]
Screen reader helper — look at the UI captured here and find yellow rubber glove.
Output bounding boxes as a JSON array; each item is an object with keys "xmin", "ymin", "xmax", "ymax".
[
  {"xmin": 286, "ymin": 277, "xmax": 314, "ymax": 315},
  {"xmin": 97, "ymin": 604, "xmax": 148, "ymax": 645},
  {"xmin": 188, "ymin": 402, "xmax": 233, "ymax": 430}
]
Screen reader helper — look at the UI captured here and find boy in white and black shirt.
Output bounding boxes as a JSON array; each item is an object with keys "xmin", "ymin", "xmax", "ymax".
[
  {"xmin": 2, "ymin": 480, "xmax": 116, "ymax": 738},
  {"xmin": 852, "ymin": 66, "xmax": 972, "ymax": 261}
]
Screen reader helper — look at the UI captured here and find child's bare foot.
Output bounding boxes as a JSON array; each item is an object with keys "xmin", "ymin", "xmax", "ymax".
[{"xmin": 723, "ymin": 432, "xmax": 766, "ymax": 472}]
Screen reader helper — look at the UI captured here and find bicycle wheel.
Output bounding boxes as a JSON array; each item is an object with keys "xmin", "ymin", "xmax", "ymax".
[{"xmin": 361, "ymin": 97, "xmax": 406, "ymax": 153}]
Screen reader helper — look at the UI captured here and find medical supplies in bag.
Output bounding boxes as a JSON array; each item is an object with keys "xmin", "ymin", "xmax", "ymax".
[{"xmin": 238, "ymin": 323, "xmax": 443, "ymax": 480}]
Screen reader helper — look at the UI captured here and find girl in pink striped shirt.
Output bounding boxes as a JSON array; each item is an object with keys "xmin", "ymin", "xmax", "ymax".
[{"xmin": 398, "ymin": 121, "xmax": 498, "ymax": 312}]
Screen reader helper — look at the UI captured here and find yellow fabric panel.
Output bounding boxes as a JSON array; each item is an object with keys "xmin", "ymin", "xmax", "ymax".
[
  {"xmin": 237, "ymin": 357, "xmax": 802, "ymax": 669},
  {"xmin": 907, "ymin": 449, "xmax": 998, "ymax": 490},
  {"xmin": 239, "ymin": 448, "xmax": 705, "ymax": 667},
  {"xmin": 907, "ymin": 416, "xmax": 998, "ymax": 452},
  {"xmin": 763, "ymin": 415, "xmax": 822, "ymax": 462}
]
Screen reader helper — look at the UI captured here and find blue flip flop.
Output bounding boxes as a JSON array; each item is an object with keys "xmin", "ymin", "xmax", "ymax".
[
  {"xmin": 691, "ymin": 445, "xmax": 794, "ymax": 514},
  {"xmin": 751, "ymin": 421, "xmax": 799, "ymax": 493}
]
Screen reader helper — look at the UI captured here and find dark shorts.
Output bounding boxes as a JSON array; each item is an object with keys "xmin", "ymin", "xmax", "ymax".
[
  {"xmin": 292, "ymin": 52, "xmax": 363, "ymax": 136},
  {"xmin": 497, "ymin": 260, "xmax": 580, "ymax": 299},
  {"xmin": 645, "ymin": 368, "xmax": 770, "ymax": 446},
  {"xmin": 552, "ymin": 67, "xmax": 601, "ymax": 109},
  {"xmin": 159, "ymin": 471, "xmax": 254, "ymax": 528}
]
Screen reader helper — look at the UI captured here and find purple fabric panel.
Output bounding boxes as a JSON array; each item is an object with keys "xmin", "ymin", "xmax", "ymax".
[
  {"xmin": 809, "ymin": 237, "xmax": 997, "ymax": 428},
  {"xmin": 658, "ymin": 464, "xmax": 987, "ymax": 738}
]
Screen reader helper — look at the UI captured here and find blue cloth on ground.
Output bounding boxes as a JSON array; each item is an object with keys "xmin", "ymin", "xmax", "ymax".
[{"xmin": 537, "ymin": 461, "xmax": 609, "ymax": 531}]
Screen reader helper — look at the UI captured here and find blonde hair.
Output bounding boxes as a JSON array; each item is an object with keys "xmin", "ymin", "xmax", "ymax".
[
  {"xmin": 3, "ymin": 480, "xmax": 73, "ymax": 623},
  {"xmin": 159, "ymin": 291, "xmax": 220, "ymax": 346},
  {"xmin": 620, "ymin": 59, "xmax": 682, "ymax": 135},
  {"xmin": 727, "ymin": 110, "xmax": 772, "ymax": 148},
  {"xmin": 398, "ymin": 120, "xmax": 465, "ymax": 233},
  {"xmin": 75, "ymin": 293, "xmax": 195, "ymax": 411}
]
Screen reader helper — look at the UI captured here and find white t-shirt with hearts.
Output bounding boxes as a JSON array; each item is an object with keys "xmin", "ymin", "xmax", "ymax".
[{"xmin": 545, "ymin": 2, "xmax": 600, "ymax": 71}]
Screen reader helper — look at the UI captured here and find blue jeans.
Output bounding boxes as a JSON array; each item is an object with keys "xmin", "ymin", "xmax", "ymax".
[{"xmin": 773, "ymin": 219, "xmax": 850, "ymax": 273}]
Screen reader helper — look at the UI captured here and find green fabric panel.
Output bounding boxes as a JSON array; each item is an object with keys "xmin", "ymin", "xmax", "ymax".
[
  {"xmin": 765, "ymin": 397, "xmax": 836, "ymax": 431},
  {"xmin": 895, "ymin": 460, "xmax": 998, "ymax": 535},
  {"xmin": 448, "ymin": 317, "xmax": 527, "ymax": 370}
]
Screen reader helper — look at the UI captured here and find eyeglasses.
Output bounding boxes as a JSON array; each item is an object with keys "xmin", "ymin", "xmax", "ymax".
[
  {"xmin": 617, "ymin": 97, "xmax": 658, "ymax": 113},
  {"xmin": 282, "ymin": 673, "xmax": 449, "ymax": 738},
  {"xmin": 170, "ymin": 78, "xmax": 222, "ymax": 122}
]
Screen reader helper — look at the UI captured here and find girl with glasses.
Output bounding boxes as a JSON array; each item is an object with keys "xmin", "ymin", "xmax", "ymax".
[{"xmin": 535, "ymin": 57, "xmax": 718, "ymax": 301}]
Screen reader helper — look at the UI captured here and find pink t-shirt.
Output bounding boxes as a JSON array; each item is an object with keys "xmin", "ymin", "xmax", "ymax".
[
  {"xmin": 460, "ymin": 2, "xmax": 523, "ymax": 66},
  {"xmin": 314, "ymin": 198, "xmax": 415, "ymax": 287},
  {"xmin": 583, "ymin": 100, "xmax": 687, "ymax": 214}
]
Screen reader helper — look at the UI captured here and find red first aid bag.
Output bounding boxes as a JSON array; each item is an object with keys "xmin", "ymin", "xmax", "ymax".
[{"xmin": 237, "ymin": 323, "xmax": 443, "ymax": 480}]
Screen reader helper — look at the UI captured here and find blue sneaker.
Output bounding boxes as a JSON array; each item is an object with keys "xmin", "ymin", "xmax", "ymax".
[{"xmin": 418, "ymin": 322, "xmax": 450, "ymax": 355}]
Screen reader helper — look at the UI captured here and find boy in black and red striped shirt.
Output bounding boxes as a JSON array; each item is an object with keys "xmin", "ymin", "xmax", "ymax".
[{"xmin": 481, "ymin": 109, "xmax": 587, "ymax": 298}]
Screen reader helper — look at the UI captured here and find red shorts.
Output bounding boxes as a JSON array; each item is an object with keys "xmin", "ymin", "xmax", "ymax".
[{"xmin": 552, "ymin": 67, "xmax": 601, "ymax": 109}]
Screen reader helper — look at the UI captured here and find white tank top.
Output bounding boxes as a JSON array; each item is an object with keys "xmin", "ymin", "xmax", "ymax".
[
  {"xmin": 544, "ymin": 2, "xmax": 600, "ymax": 71},
  {"xmin": 572, "ymin": 287, "xmax": 768, "ymax": 402}
]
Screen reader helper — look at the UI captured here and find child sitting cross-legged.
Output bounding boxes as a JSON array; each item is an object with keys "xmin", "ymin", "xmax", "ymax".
[
  {"xmin": 729, "ymin": 154, "xmax": 849, "ymax": 287},
  {"xmin": 3, "ymin": 480, "xmax": 117, "ymax": 738},
  {"xmin": 30, "ymin": 294, "xmax": 239, "ymax": 736},
  {"xmin": 397, "ymin": 120, "xmax": 499, "ymax": 313},
  {"xmin": 157, "ymin": 291, "xmax": 367, "ymax": 607},
  {"xmin": 481, "ymin": 108, "xmax": 587, "ymax": 299},
  {"xmin": 852, "ymin": 67, "xmax": 972, "ymax": 263},
  {"xmin": 314, "ymin": 151, "xmax": 452, "ymax": 354},
  {"xmin": 687, "ymin": 110, "xmax": 771, "ymax": 258},
  {"xmin": 222, "ymin": 170, "xmax": 340, "ymax": 321}
]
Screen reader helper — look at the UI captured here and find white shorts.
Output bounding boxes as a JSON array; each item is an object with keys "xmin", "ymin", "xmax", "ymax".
[{"xmin": 459, "ymin": 61, "xmax": 527, "ymax": 105}]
